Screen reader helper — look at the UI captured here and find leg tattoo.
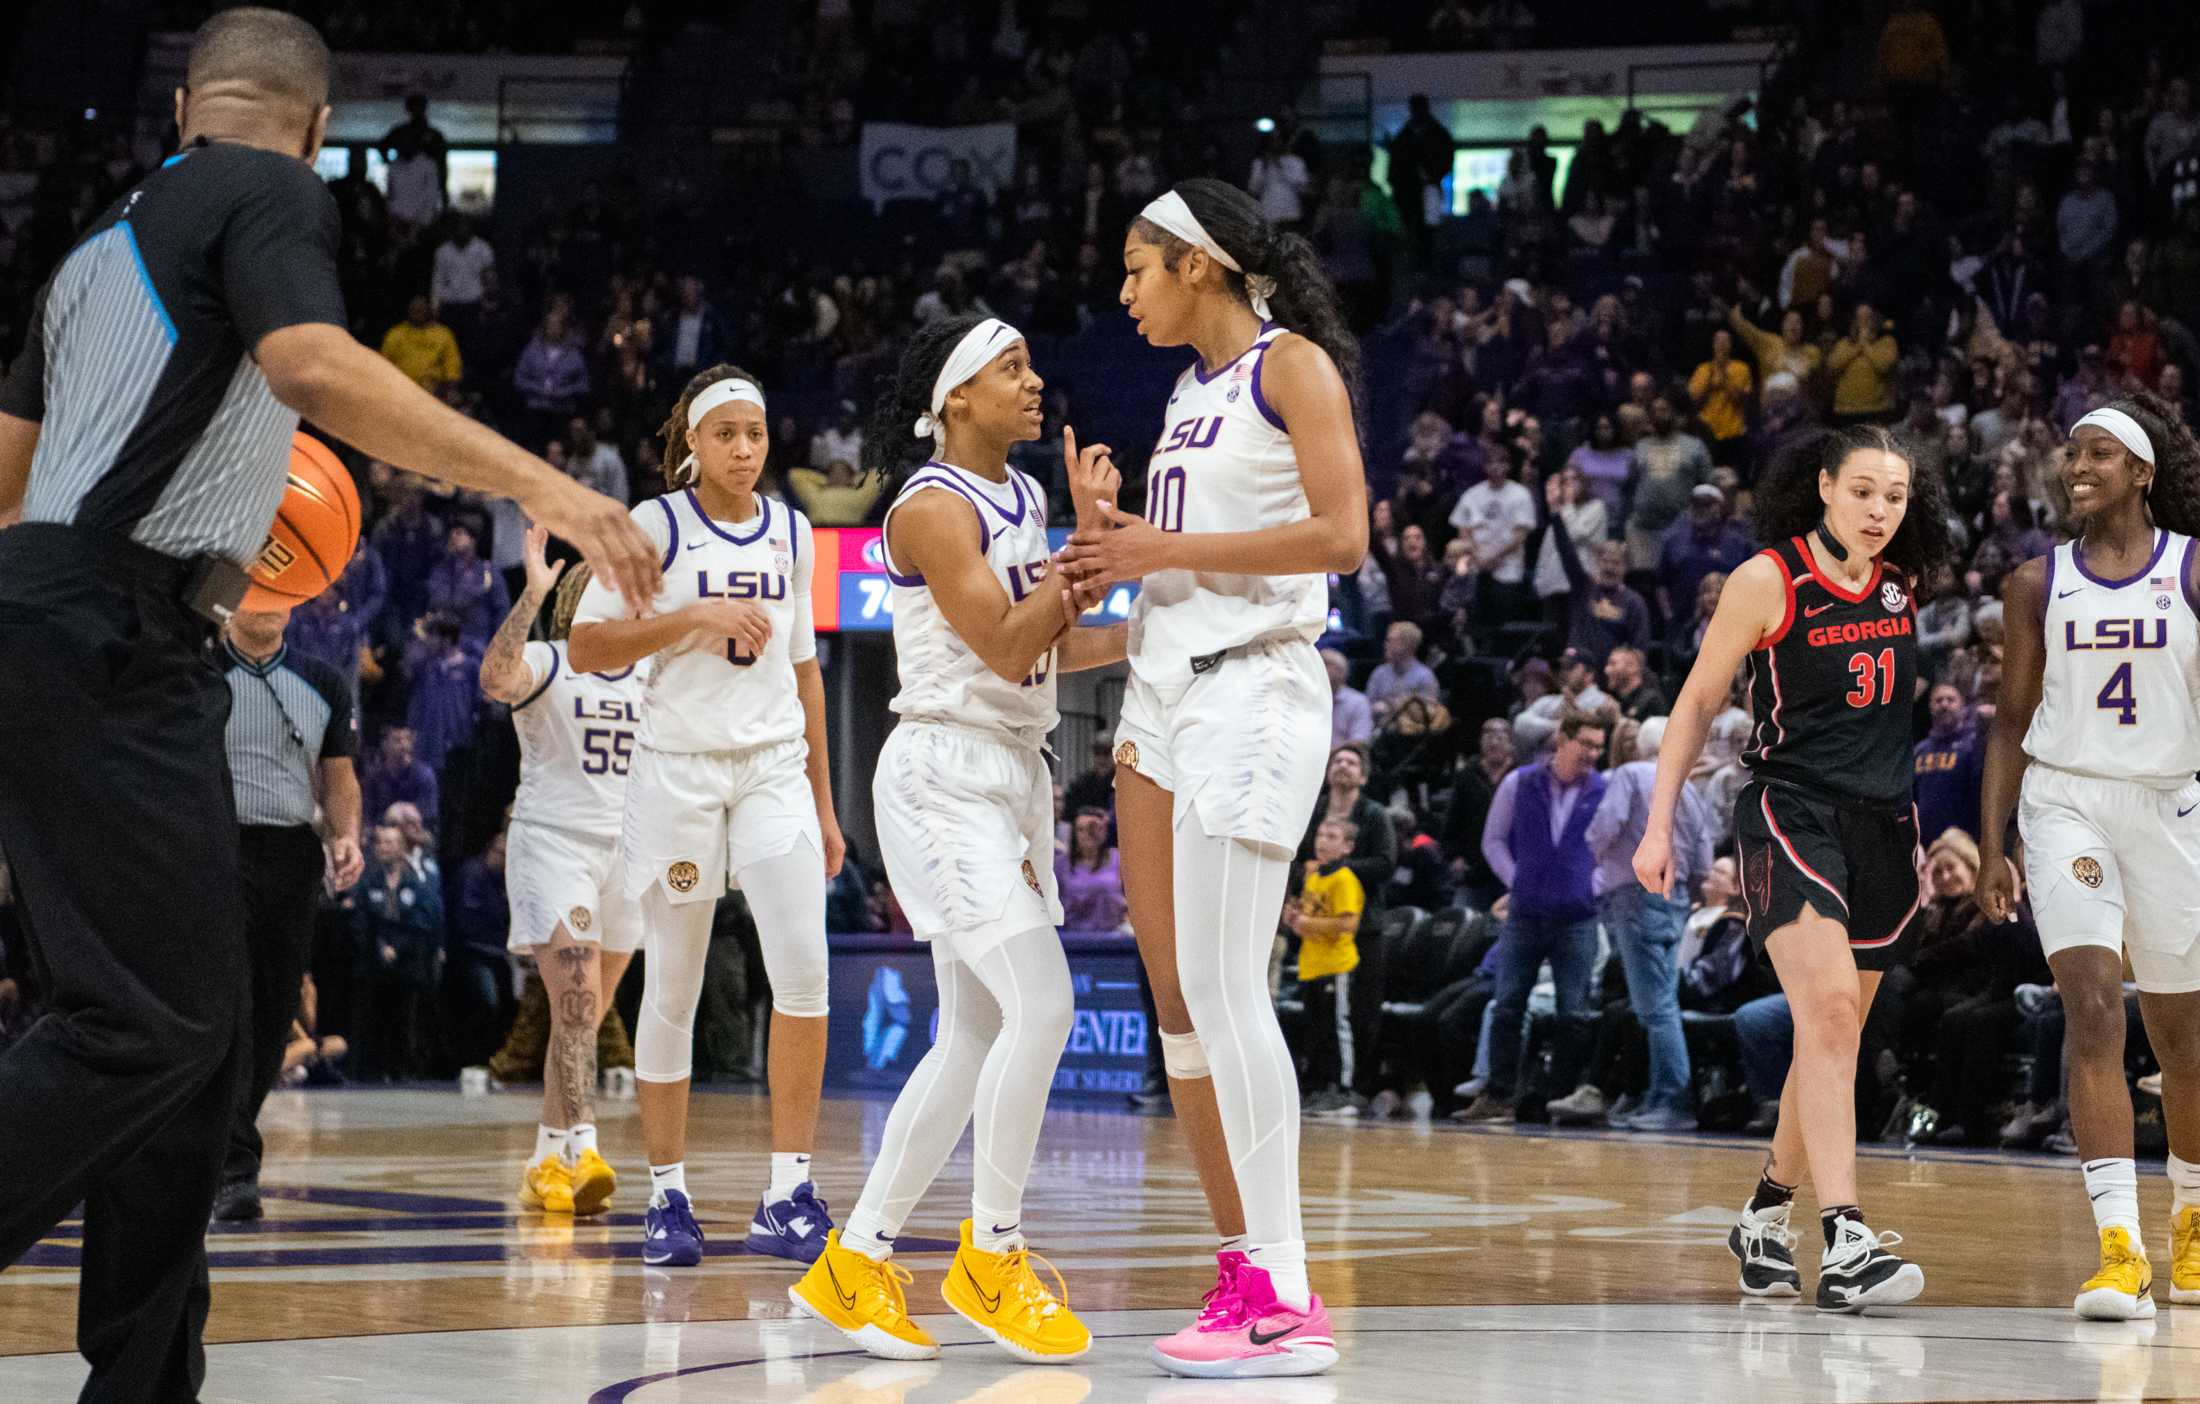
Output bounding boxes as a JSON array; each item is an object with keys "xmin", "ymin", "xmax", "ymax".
[{"xmin": 549, "ymin": 945, "xmax": 599, "ymax": 1130}]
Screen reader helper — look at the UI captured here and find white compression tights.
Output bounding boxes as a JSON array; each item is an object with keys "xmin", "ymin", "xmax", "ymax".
[
  {"xmin": 634, "ymin": 847, "xmax": 831, "ymax": 1083},
  {"xmin": 1173, "ymin": 827, "xmax": 1303, "ymax": 1247},
  {"xmin": 842, "ymin": 927, "xmax": 1073, "ymax": 1251}
]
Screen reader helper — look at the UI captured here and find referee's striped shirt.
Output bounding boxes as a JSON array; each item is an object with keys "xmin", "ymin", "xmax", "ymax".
[
  {"xmin": 221, "ymin": 640, "xmax": 357, "ymax": 828},
  {"xmin": 0, "ymin": 139, "xmax": 346, "ymax": 565}
]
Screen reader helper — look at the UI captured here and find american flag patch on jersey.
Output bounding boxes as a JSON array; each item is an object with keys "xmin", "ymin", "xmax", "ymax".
[{"xmin": 2151, "ymin": 575, "xmax": 2176, "ymax": 590}]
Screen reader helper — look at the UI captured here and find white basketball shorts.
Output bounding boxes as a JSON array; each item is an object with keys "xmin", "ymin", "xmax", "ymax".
[
  {"xmin": 621, "ymin": 736, "xmax": 822, "ymax": 905},
  {"xmin": 1113, "ymin": 636, "xmax": 1330, "ymax": 852},
  {"xmin": 2019, "ymin": 764, "xmax": 2200, "ymax": 992},
  {"xmin": 505, "ymin": 818, "xmax": 643, "ymax": 955},
  {"xmin": 873, "ymin": 721, "xmax": 1063, "ymax": 962}
]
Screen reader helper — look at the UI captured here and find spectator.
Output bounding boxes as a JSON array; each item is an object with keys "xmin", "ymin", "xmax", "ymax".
[
  {"xmin": 1913, "ymin": 682, "xmax": 1985, "ymax": 844},
  {"xmin": 424, "ymin": 522, "xmax": 511, "ymax": 647},
  {"xmin": 2146, "ymin": 77, "xmax": 2200, "ymax": 188},
  {"xmin": 1286, "ymin": 817, "xmax": 1366, "ymax": 1112},
  {"xmin": 1656, "ymin": 483, "xmax": 1756, "ymax": 623},
  {"xmin": 1544, "ymin": 504, "xmax": 1653, "ymax": 667},
  {"xmin": 658, "ymin": 274, "xmax": 729, "ymax": 380},
  {"xmin": 448, "ymin": 830, "xmax": 512, "ymax": 1065},
  {"xmin": 403, "ymin": 613, "xmax": 482, "ymax": 776},
  {"xmin": 1514, "ymin": 647, "xmax": 1616, "ymax": 753},
  {"xmin": 380, "ymin": 93, "xmax": 447, "ymax": 234},
  {"xmin": 2054, "ymin": 343, "xmax": 2115, "ymax": 430},
  {"xmin": 285, "ymin": 541, "xmax": 387, "ymax": 701},
  {"xmin": 2107, "ymin": 301, "xmax": 2163, "ymax": 392},
  {"xmin": 1385, "ymin": 94, "xmax": 1457, "ymax": 258},
  {"xmin": 1459, "ymin": 710, "xmax": 1611, "ymax": 1121},
  {"xmin": 1672, "ymin": 568, "xmax": 1728, "ymax": 654},
  {"xmin": 1566, "ymin": 413, "xmax": 1632, "ymax": 519},
  {"xmin": 1531, "ymin": 464, "xmax": 1609, "ymax": 621},
  {"xmin": 361, "ymin": 726, "xmax": 438, "ymax": 832},
  {"xmin": 1302, "ymin": 745, "xmax": 1400, "ymax": 913},
  {"xmin": 379, "ymin": 293, "xmax": 462, "ymax": 394},
  {"xmin": 1445, "ymin": 717, "xmax": 1519, "ymax": 910},
  {"xmin": 1779, "ymin": 218, "xmax": 1844, "ymax": 312},
  {"xmin": 1449, "ymin": 448, "xmax": 1538, "ymax": 629},
  {"xmin": 432, "ymin": 215, "xmax": 495, "ymax": 321},
  {"xmin": 1248, "ymin": 132, "xmax": 1311, "ymax": 231},
  {"xmin": 809, "ymin": 400, "xmax": 865, "ymax": 471},
  {"xmin": 1827, "ymin": 302, "xmax": 1899, "ymax": 422},
  {"xmin": 1377, "ymin": 522, "xmax": 1448, "ymax": 628},
  {"xmin": 1325, "ymin": 648, "xmax": 1374, "ymax": 750},
  {"xmin": 1055, "ymin": 809, "xmax": 1127, "ymax": 932},
  {"xmin": 1623, "ymin": 392, "xmax": 1714, "ymax": 570},
  {"xmin": 1365, "ymin": 621, "xmax": 1441, "ymax": 725},
  {"xmin": 2057, "ymin": 161, "xmax": 2121, "ymax": 276},
  {"xmin": 380, "ymin": 801, "xmax": 439, "ymax": 882},
  {"xmin": 1603, "ymin": 645, "xmax": 1668, "ymax": 721},
  {"xmin": 349, "ymin": 823, "xmax": 445, "ymax": 1081},
  {"xmin": 1688, "ymin": 329, "xmax": 1753, "ymax": 460},
  {"xmin": 514, "ymin": 307, "xmax": 589, "ymax": 442},
  {"xmin": 789, "ymin": 458, "xmax": 885, "ymax": 526},
  {"xmin": 1581, "ymin": 716, "xmax": 1713, "ymax": 1131},
  {"xmin": 564, "ymin": 416, "xmax": 630, "ymax": 506},
  {"xmin": 1728, "ymin": 302, "xmax": 1822, "ymax": 409}
]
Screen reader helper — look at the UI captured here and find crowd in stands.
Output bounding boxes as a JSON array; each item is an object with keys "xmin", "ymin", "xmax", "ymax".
[{"xmin": 2, "ymin": 0, "xmax": 2198, "ymax": 1149}]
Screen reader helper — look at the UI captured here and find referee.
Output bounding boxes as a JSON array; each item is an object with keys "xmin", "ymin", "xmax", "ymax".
[
  {"xmin": 0, "ymin": 11, "xmax": 656, "ymax": 1400},
  {"xmin": 211, "ymin": 605, "xmax": 363, "ymax": 1224}
]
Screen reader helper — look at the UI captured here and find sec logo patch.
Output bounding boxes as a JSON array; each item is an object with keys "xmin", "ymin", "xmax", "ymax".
[
  {"xmin": 1881, "ymin": 580, "xmax": 1906, "ymax": 613},
  {"xmin": 667, "ymin": 861, "xmax": 700, "ymax": 894},
  {"xmin": 2072, "ymin": 856, "xmax": 2104, "ymax": 889}
]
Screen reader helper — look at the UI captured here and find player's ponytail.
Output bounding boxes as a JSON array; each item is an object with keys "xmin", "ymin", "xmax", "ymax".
[
  {"xmin": 2107, "ymin": 390, "xmax": 2200, "ymax": 539},
  {"xmin": 864, "ymin": 313, "xmax": 989, "ymax": 489},
  {"xmin": 1134, "ymin": 178, "xmax": 1362, "ymax": 416},
  {"xmin": 658, "ymin": 362, "xmax": 765, "ymax": 491},
  {"xmin": 1753, "ymin": 423, "xmax": 1954, "ymax": 582}
]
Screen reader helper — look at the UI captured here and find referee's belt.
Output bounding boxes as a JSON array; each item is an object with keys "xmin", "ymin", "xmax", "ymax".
[{"xmin": 6, "ymin": 523, "xmax": 248, "ymax": 624}]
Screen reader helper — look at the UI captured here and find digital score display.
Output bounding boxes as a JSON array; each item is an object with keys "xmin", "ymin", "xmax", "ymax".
[{"xmin": 811, "ymin": 527, "xmax": 1137, "ymax": 633}]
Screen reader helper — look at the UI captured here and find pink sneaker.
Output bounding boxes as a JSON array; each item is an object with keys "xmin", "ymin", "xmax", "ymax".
[{"xmin": 1150, "ymin": 1260, "xmax": 1338, "ymax": 1378}]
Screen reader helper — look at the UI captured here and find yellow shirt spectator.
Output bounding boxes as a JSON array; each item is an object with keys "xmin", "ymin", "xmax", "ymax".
[
  {"xmin": 380, "ymin": 296, "xmax": 463, "ymax": 392},
  {"xmin": 1297, "ymin": 860, "xmax": 1364, "ymax": 981},
  {"xmin": 1689, "ymin": 333, "xmax": 1753, "ymax": 443},
  {"xmin": 1827, "ymin": 312, "xmax": 1900, "ymax": 418},
  {"xmin": 1726, "ymin": 304, "xmax": 1823, "ymax": 407},
  {"xmin": 789, "ymin": 463, "xmax": 886, "ymax": 527}
]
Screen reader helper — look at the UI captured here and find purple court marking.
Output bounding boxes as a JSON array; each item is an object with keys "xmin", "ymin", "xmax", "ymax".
[{"xmin": 587, "ymin": 1335, "xmax": 1155, "ymax": 1402}]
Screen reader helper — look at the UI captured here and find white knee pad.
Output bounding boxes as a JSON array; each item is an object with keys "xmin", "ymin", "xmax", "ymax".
[
  {"xmin": 765, "ymin": 935, "xmax": 830, "ymax": 1019},
  {"xmin": 742, "ymin": 848, "xmax": 831, "ymax": 1018},
  {"xmin": 1161, "ymin": 1028, "xmax": 1211, "ymax": 1080},
  {"xmin": 635, "ymin": 891, "xmax": 711, "ymax": 1083}
]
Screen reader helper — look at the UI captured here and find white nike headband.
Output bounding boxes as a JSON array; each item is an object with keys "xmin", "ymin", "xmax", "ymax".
[
  {"xmin": 1139, "ymin": 189, "xmax": 1276, "ymax": 318},
  {"xmin": 2071, "ymin": 407, "xmax": 2155, "ymax": 465},
  {"xmin": 677, "ymin": 377, "xmax": 768, "ymax": 483},
  {"xmin": 913, "ymin": 318, "xmax": 1023, "ymax": 443}
]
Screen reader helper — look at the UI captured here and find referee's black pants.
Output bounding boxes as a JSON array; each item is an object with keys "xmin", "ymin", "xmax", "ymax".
[
  {"xmin": 224, "ymin": 825, "xmax": 325, "ymax": 1188},
  {"xmin": 0, "ymin": 525, "xmax": 249, "ymax": 1404}
]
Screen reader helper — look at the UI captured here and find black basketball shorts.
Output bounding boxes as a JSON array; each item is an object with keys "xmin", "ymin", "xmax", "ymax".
[{"xmin": 1733, "ymin": 780, "xmax": 1923, "ymax": 972}]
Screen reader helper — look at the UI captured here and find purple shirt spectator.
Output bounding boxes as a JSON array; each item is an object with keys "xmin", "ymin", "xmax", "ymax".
[
  {"xmin": 1366, "ymin": 658, "xmax": 1439, "ymax": 716},
  {"xmin": 405, "ymin": 633, "xmax": 483, "ymax": 773},
  {"xmin": 285, "ymin": 541, "xmax": 388, "ymax": 693},
  {"xmin": 371, "ymin": 500, "xmax": 446, "ymax": 626},
  {"xmin": 362, "ymin": 729, "xmax": 440, "ymax": 826},
  {"xmin": 425, "ymin": 522, "xmax": 511, "ymax": 647},
  {"xmin": 1656, "ymin": 496, "xmax": 1756, "ymax": 618},
  {"xmin": 1056, "ymin": 847, "xmax": 1128, "ymax": 932},
  {"xmin": 514, "ymin": 317, "xmax": 590, "ymax": 414}
]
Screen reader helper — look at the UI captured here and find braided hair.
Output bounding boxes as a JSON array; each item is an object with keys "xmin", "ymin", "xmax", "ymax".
[
  {"xmin": 655, "ymin": 362, "xmax": 765, "ymax": 491},
  {"xmin": 546, "ymin": 564, "xmax": 592, "ymax": 642},
  {"xmin": 1751, "ymin": 422, "xmax": 1955, "ymax": 582},
  {"xmin": 863, "ymin": 313, "xmax": 989, "ymax": 490}
]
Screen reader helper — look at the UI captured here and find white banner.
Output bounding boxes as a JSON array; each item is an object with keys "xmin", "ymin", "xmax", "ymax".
[{"xmin": 858, "ymin": 122, "xmax": 1017, "ymax": 208}]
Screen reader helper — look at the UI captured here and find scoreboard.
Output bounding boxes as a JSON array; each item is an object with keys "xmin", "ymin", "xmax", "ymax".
[{"xmin": 810, "ymin": 527, "xmax": 1139, "ymax": 633}]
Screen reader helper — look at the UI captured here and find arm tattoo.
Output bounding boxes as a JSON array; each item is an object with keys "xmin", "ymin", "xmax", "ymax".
[
  {"xmin": 481, "ymin": 583, "xmax": 548, "ymax": 699},
  {"xmin": 547, "ymin": 944, "xmax": 598, "ymax": 1129}
]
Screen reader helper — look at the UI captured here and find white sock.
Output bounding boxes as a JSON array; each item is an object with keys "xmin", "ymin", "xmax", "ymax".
[
  {"xmin": 533, "ymin": 1125, "xmax": 567, "ymax": 1164},
  {"xmin": 768, "ymin": 1151, "xmax": 812, "ymax": 1202},
  {"xmin": 649, "ymin": 1162, "xmax": 687, "ymax": 1208},
  {"xmin": 841, "ymin": 1213, "xmax": 895, "ymax": 1261},
  {"xmin": 1247, "ymin": 1240, "xmax": 1312, "ymax": 1312},
  {"xmin": 1219, "ymin": 1233, "xmax": 1247, "ymax": 1257},
  {"xmin": 2085, "ymin": 1157, "xmax": 2143, "ymax": 1241},
  {"xmin": 2170, "ymin": 1153, "xmax": 2200, "ymax": 1215},
  {"xmin": 568, "ymin": 1123, "xmax": 598, "ymax": 1160},
  {"xmin": 973, "ymin": 1206, "xmax": 1024, "ymax": 1255}
]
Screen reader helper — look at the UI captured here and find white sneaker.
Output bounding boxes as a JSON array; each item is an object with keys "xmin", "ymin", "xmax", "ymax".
[
  {"xmin": 1451, "ymin": 1077, "xmax": 1487, "ymax": 1100},
  {"xmin": 1728, "ymin": 1200, "xmax": 1801, "ymax": 1298},
  {"xmin": 1816, "ymin": 1217, "xmax": 1924, "ymax": 1314}
]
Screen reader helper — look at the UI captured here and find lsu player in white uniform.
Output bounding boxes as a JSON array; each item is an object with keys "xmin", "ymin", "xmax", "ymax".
[
  {"xmin": 1061, "ymin": 179, "xmax": 1367, "ymax": 1378},
  {"xmin": 1979, "ymin": 395, "xmax": 2200, "ymax": 1319},
  {"xmin": 791, "ymin": 316, "xmax": 1125, "ymax": 1364},
  {"xmin": 479, "ymin": 524, "xmax": 645, "ymax": 1217},
  {"xmin": 567, "ymin": 365, "xmax": 844, "ymax": 1269}
]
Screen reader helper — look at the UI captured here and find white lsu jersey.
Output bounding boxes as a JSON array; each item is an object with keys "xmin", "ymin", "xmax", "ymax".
[
  {"xmin": 510, "ymin": 640, "xmax": 647, "ymax": 840},
  {"xmin": 2025, "ymin": 529, "xmax": 2200, "ymax": 786},
  {"xmin": 1129, "ymin": 324, "xmax": 1328, "ymax": 687},
  {"xmin": 573, "ymin": 489, "xmax": 816, "ymax": 754},
  {"xmin": 881, "ymin": 462, "xmax": 1059, "ymax": 744}
]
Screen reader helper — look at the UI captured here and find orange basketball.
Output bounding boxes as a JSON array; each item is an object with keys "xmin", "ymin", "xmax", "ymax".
[{"xmin": 242, "ymin": 432, "xmax": 362, "ymax": 611}]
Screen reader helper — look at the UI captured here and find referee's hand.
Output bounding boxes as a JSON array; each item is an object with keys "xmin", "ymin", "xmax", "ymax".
[{"xmin": 524, "ymin": 474, "xmax": 659, "ymax": 609}]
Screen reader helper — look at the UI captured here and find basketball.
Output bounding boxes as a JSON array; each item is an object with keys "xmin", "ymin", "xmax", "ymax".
[{"xmin": 241, "ymin": 431, "xmax": 361, "ymax": 610}]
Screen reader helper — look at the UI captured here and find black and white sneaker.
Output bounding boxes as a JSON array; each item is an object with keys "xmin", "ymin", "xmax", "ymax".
[
  {"xmin": 1815, "ymin": 1216, "xmax": 1925, "ymax": 1314},
  {"xmin": 1729, "ymin": 1200, "xmax": 1802, "ymax": 1297}
]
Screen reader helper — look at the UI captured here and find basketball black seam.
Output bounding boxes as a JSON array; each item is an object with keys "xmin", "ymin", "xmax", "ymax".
[{"xmin": 276, "ymin": 501, "xmax": 331, "ymax": 587}]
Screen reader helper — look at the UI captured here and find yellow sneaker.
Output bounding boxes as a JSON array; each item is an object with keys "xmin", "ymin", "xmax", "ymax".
[
  {"xmin": 788, "ymin": 1230, "xmax": 939, "ymax": 1361},
  {"xmin": 519, "ymin": 1154, "xmax": 575, "ymax": 1214},
  {"xmin": 570, "ymin": 1147, "xmax": 617, "ymax": 1216},
  {"xmin": 939, "ymin": 1219, "xmax": 1091, "ymax": 1363},
  {"xmin": 2075, "ymin": 1226, "xmax": 2156, "ymax": 1319},
  {"xmin": 2173, "ymin": 1206, "xmax": 2200, "ymax": 1303}
]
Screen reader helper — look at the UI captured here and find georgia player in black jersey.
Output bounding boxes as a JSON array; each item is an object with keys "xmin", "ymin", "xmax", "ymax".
[{"xmin": 1635, "ymin": 426, "xmax": 1953, "ymax": 1314}]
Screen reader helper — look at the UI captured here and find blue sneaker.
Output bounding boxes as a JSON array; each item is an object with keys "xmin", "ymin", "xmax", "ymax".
[
  {"xmin": 745, "ymin": 1181, "xmax": 833, "ymax": 1263},
  {"xmin": 643, "ymin": 1189, "xmax": 704, "ymax": 1267}
]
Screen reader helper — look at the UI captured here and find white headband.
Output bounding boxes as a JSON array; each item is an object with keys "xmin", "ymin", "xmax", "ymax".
[
  {"xmin": 913, "ymin": 318, "xmax": 1023, "ymax": 442},
  {"xmin": 2072, "ymin": 407, "xmax": 2155, "ymax": 465},
  {"xmin": 676, "ymin": 378, "xmax": 768, "ymax": 483},
  {"xmin": 1139, "ymin": 190, "xmax": 1276, "ymax": 318}
]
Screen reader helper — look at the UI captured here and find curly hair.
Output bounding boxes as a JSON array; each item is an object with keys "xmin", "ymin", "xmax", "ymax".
[
  {"xmin": 1751, "ymin": 423, "xmax": 1955, "ymax": 582},
  {"xmin": 655, "ymin": 362, "xmax": 765, "ymax": 491},
  {"xmin": 863, "ymin": 313, "xmax": 990, "ymax": 489},
  {"xmin": 2100, "ymin": 390, "xmax": 2200, "ymax": 538},
  {"xmin": 546, "ymin": 564, "xmax": 592, "ymax": 642},
  {"xmin": 1129, "ymin": 177, "xmax": 1362, "ymax": 416}
]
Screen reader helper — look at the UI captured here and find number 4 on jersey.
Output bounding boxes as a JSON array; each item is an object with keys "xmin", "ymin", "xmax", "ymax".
[{"xmin": 2098, "ymin": 661, "xmax": 2138, "ymax": 725}]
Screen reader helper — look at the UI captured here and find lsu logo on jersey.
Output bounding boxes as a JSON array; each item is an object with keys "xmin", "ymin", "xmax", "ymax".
[
  {"xmin": 1002, "ymin": 559, "xmax": 1053, "ymax": 687},
  {"xmin": 1158, "ymin": 415, "xmax": 1224, "ymax": 455},
  {"xmin": 572, "ymin": 697, "xmax": 640, "ymax": 723},
  {"xmin": 2063, "ymin": 618, "xmax": 2169, "ymax": 651},
  {"xmin": 697, "ymin": 570, "xmax": 788, "ymax": 601}
]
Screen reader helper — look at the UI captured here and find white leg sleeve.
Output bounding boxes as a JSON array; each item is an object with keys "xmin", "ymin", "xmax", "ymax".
[
  {"xmin": 1173, "ymin": 827, "xmax": 1303, "ymax": 1246},
  {"xmin": 844, "ymin": 944, "xmax": 999, "ymax": 1245},
  {"xmin": 738, "ymin": 847, "xmax": 830, "ymax": 1018},
  {"xmin": 635, "ymin": 889, "xmax": 714, "ymax": 1083},
  {"xmin": 963, "ymin": 928, "xmax": 1074, "ymax": 1235}
]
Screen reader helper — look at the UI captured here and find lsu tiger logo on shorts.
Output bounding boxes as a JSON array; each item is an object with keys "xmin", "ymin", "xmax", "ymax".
[
  {"xmin": 1114, "ymin": 740, "xmax": 1140, "ymax": 772},
  {"xmin": 667, "ymin": 861, "xmax": 700, "ymax": 894},
  {"xmin": 1021, "ymin": 859, "xmax": 1041, "ymax": 894},
  {"xmin": 2072, "ymin": 856, "xmax": 2105, "ymax": 889},
  {"xmin": 568, "ymin": 906, "xmax": 593, "ymax": 933}
]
